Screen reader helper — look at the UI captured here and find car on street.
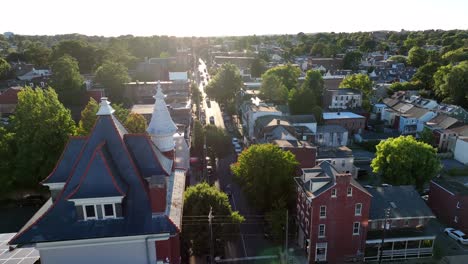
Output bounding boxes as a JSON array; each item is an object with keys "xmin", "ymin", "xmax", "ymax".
[
  {"xmin": 234, "ymin": 143, "xmax": 242, "ymax": 154},
  {"xmin": 232, "ymin": 137, "xmax": 239, "ymax": 145},
  {"xmin": 444, "ymin": 228, "xmax": 468, "ymax": 245}
]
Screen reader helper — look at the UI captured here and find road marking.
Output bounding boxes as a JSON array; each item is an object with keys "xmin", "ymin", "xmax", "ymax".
[{"xmin": 215, "ymin": 255, "xmax": 278, "ymax": 262}]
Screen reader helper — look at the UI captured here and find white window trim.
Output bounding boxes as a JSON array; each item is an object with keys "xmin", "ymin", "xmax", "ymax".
[
  {"xmin": 456, "ymin": 201, "xmax": 460, "ymax": 209},
  {"xmin": 318, "ymin": 224, "xmax": 326, "ymax": 238},
  {"xmin": 69, "ymin": 196, "xmax": 123, "ymax": 206},
  {"xmin": 331, "ymin": 189, "xmax": 337, "ymax": 198},
  {"xmin": 353, "ymin": 222, "xmax": 360, "ymax": 235},
  {"xmin": 347, "ymin": 187, "xmax": 353, "ymax": 197},
  {"xmin": 319, "ymin": 205, "xmax": 326, "ymax": 218},
  {"xmin": 315, "ymin": 242, "xmax": 327, "ymax": 262},
  {"xmin": 102, "ymin": 203, "xmax": 117, "ymax": 219},
  {"xmin": 83, "ymin": 204, "xmax": 98, "ymax": 220},
  {"xmin": 355, "ymin": 203, "xmax": 362, "ymax": 216},
  {"xmin": 454, "ymin": 216, "xmax": 458, "ymax": 223}
]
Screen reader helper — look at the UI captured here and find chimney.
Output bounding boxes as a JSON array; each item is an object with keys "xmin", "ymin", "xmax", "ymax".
[
  {"xmin": 147, "ymin": 175, "xmax": 167, "ymax": 213},
  {"xmin": 276, "ymin": 119, "xmax": 280, "ymax": 125}
]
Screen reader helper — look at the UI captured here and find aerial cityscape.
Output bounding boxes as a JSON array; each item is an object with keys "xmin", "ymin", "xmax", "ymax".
[{"xmin": 0, "ymin": 1, "xmax": 467, "ymax": 264}]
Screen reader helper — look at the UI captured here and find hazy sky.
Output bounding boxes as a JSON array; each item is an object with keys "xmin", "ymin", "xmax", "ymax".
[{"xmin": 2, "ymin": 0, "xmax": 467, "ymax": 36}]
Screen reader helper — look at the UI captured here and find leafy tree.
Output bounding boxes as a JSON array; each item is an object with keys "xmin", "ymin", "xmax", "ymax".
[
  {"xmin": 23, "ymin": 42, "xmax": 51, "ymax": 67},
  {"xmin": 311, "ymin": 106, "xmax": 324, "ymax": 124},
  {"xmin": 192, "ymin": 120, "xmax": 204, "ymax": 157},
  {"xmin": 411, "ymin": 62, "xmax": 440, "ymax": 90},
  {"xmin": 371, "ymin": 136, "xmax": 441, "ymax": 191},
  {"xmin": 250, "ymin": 57, "xmax": 267, "ymax": 78},
  {"xmin": 265, "ymin": 199, "xmax": 288, "ymax": 242},
  {"xmin": 388, "ymin": 55, "xmax": 407, "ymax": 65},
  {"xmin": 259, "ymin": 74, "xmax": 288, "ymax": 104},
  {"xmin": 301, "ymin": 70, "xmax": 324, "ymax": 105},
  {"xmin": 343, "ymin": 51, "xmax": 362, "ymax": 71},
  {"xmin": 433, "ymin": 62, "xmax": 468, "ymax": 107},
  {"xmin": 418, "ymin": 127, "xmax": 434, "ymax": 146},
  {"xmin": 205, "ymin": 63, "xmax": 242, "ymax": 105},
  {"xmin": 204, "ymin": 125, "xmax": 231, "ymax": 159},
  {"xmin": 12, "ymin": 87, "xmax": 76, "ymax": 187},
  {"xmin": 159, "ymin": 51, "xmax": 170, "ymax": 58},
  {"xmin": 388, "ymin": 81, "xmax": 421, "ymax": 93},
  {"xmin": 359, "ymin": 38, "xmax": 377, "ymax": 52},
  {"xmin": 191, "ymin": 82, "xmax": 202, "ymax": 113},
  {"xmin": 0, "ymin": 127, "xmax": 16, "ymax": 193},
  {"xmin": 50, "ymin": 55, "xmax": 85, "ymax": 105},
  {"xmin": 441, "ymin": 47, "xmax": 468, "ymax": 64},
  {"xmin": 50, "ymin": 40, "xmax": 97, "ymax": 73},
  {"xmin": 288, "ymin": 87, "xmax": 316, "ymax": 115},
  {"xmin": 0, "ymin": 58, "xmax": 11, "ymax": 80},
  {"xmin": 77, "ymin": 97, "xmax": 99, "ymax": 136},
  {"xmin": 124, "ymin": 113, "xmax": 147, "ymax": 133},
  {"xmin": 262, "ymin": 64, "xmax": 301, "ymax": 90},
  {"xmin": 407, "ymin": 46, "xmax": 428, "ymax": 67},
  {"xmin": 310, "ymin": 43, "xmax": 327, "ymax": 56},
  {"xmin": 339, "ymin": 73, "xmax": 373, "ymax": 97},
  {"xmin": 94, "ymin": 61, "xmax": 131, "ymax": 104},
  {"xmin": 231, "ymin": 144, "xmax": 298, "ymax": 211},
  {"xmin": 112, "ymin": 103, "xmax": 130, "ymax": 124},
  {"xmin": 183, "ymin": 182, "xmax": 244, "ymax": 256}
]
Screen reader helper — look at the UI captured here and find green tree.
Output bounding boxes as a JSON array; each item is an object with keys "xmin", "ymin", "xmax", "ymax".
[
  {"xmin": 192, "ymin": 120, "xmax": 204, "ymax": 157},
  {"xmin": 343, "ymin": 51, "xmax": 362, "ymax": 71},
  {"xmin": 433, "ymin": 62, "xmax": 468, "ymax": 107},
  {"xmin": 288, "ymin": 87, "xmax": 316, "ymax": 115},
  {"xmin": 388, "ymin": 55, "xmax": 408, "ymax": 65},
  {"xmin": 94, "ymin": 61, "xmax": 131, "ymax": 104},
  {"xmin": 418, "ymin": 127, "xmax": 434, "ymax": 146},
  {"xmin": 339, "ymin": 73, "xmax": 373, "ymax": 97},
  {"xmin": 124, "ymin": 113, "xmax": 147, "ymax": 133},
  {"xmin": 50, "ymin": 55, "xmax": 85, "ymax": 105},
  {"xmin": 250, "ymin": 57, "xmax": 267, "ymax": 78},
  {"xmin": 371, "ymin": 136, "xmax": 441, "ymax": 191},
  {"xmin": 77, "ymin": 97, "xmax": 99, "ymax": 136},
  {"xmin": 112, "ymin": 103, "xmax": 130, "ymax": 124},
  {"xmin": 23, "ymin": 42, "xmax": 51, "ymax": 67},
  {"xmin": 311, "ymin": 105, "xmax": 324, "ymax": 124},
  {"xmin": 0, "ymin": 58, "xmax": 11, "ymax": 80},
  {"xmin": 183, "ymin": 182, "xmax": 244, "ymax": 256},
  {"xmin": 0, "ymin": 126, "xmax": 16, "ymax": 193},
  {"xmin": 441, "ymin": 47, "xmax": 468, "ymax": 64},
  {"xmin": 205, "ymin": 125, "xmax": 231, "ymax": 159},
  {"xmin": 231, "ymin": 144, "xmax": 298, "ymax": 211},
  {"xmin": 411, "ymin": 62, "xmax": 440, "ymax": 90},
  {"xmin": 159, "ymin": 51, "xmax": 170, "ymax": 58},
  {"xmin": 259, "ymin": 74, "xmax": 288, "ymax": 104},
  {"xmin": 301, "ymin": 70, "xmax": 324, "ymax": 105},
  {"xmin": 262, "ymin": 64, "xmax": 301, "ymax": 90},
  {"xmin": 191, "ymin": 82, "xmax": 202, "ymax": 113},
  {"xmin": 12, "ymin": 87, "xmax": 76, "ymax": 187},
  {"xmin": 205, "ymin": 63, "xmax": 242, "ymax": 105},
  {"xmin": 407, "ymin": 46, "xmax": 428, "ymax": 67},
  {"xmin": 50, "ymin": 40, "xmax": 97, "ymax": 73}
]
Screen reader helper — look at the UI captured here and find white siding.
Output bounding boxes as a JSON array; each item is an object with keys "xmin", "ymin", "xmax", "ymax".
[{"xmin": 454, "ymin": 139, "xmax": 468, "ymax": 165}]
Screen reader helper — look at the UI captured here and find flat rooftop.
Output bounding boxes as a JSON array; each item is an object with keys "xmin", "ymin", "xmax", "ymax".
[{"xmin": 323, "ymin": 112, "xmax": 365, "ymax": 120}]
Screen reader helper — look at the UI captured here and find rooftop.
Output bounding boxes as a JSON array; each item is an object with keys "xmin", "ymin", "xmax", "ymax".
[
  {"xmin": 323, "ymin": 112, "xmax": 365, "ymax": 120},
  {"xmin": 317, "ymin": 125, "xmax": 347, "ymax": 133},
  {"xmin": 317, "ymin": 146, "xmax": 354, "ymax": 159},
  {"xmin": 431, "ymin": 177, "xmax": 468, "ymax": 195}
]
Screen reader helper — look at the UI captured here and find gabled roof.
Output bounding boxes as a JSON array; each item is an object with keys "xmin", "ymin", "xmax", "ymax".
[
  {"xmin": 10, "ymin": 113, "xmax": 177, "ymax": 245},
  {"xmin": 426, "ymin": 114, "xmax": 459, "ymax": 129},
  {"xmin": 367, "ymin": 185, "xmax": 434, "ymax": 220},
  {"xmin": 0, "ymin": 86, "xmax": 21, "ymax": 104},
  {"xmin": 403, "ymin": 106, "xmax": 430, "ymax": 119},
  {"xmin": 67, "ymin": 143, "xmax": 128, "ymax": 200}
]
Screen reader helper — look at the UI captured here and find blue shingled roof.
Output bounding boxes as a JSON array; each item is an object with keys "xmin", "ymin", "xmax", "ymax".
[
  {"xmin": 125, "ymin": 135, "xmax": 169, "ymax": 177},
  {"xmin": 42, "ymin": 137, "xmax": 86, "ymax": 184},
  {"xmin": 10, "ymin": 115, "xmax": 177, "ymax": 245}
]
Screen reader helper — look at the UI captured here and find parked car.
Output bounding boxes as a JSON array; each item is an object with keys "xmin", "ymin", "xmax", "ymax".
[
  {"xmin": 234, "ymin": 144, "xmax": 242, "ymax": 154},
  {"xmin": 209, "ymin": 116, "xmax": 215, "ymax": 125},
  {"xmin": 232, "ymin": 137, "xmax": 239, "ymax": 145},
  {"xmin": 444, "ymin": 228, "xmax": 468, "ymax": 245}
]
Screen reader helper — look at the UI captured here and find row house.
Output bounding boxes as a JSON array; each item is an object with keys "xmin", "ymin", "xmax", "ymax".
[
  {"xmin": 9, "ymin": 84, "xmax": 188, "ymax": 264},
  {"xmin": 273, "ymin": 139, "xmax": 317, "ymax": 170},
  {"xmin": 240, "ymin": 98, "xmax": 282, "ymax": 141},
  {"xmin": 295, "ymin": 162, "xmax": 372, "ymax": 263},
  {"xmin": 315, "ymin": 125, "xmax": 348, "ymax": 147},
  {"xmin": 429, "ymin": 177, "xmax": 468, "ymax": 233},
  {"xmin": 382, "ymin": 98, "xmax": 436, "ymax": 134},
  {"xmin": 317, "ymin": 146, "xmax": 358, "ymax": 179},
  {"xmin": 323, "ymin": 88, "xmax": 362, "ymax": 111},
  {"xmin": 365, "ymin": 186, "xmax": 436, "ymax": 262},
  {"xmin": 425, "ymin": 114, "xmax": 461, "ymax": 152},
  {"xmin": 323, "ymin": 112, "xmax": 366, "ymax": 135}
]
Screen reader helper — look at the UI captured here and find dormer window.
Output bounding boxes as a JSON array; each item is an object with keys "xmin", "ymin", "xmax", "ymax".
[
  {"xmin": 103, "ymin": 204, "xmax": 116, "ymax": 218},
  {"xmin": 84, "ymin": 205, "xmax": 98, "ymax": 220},
  {"xmin": 71, "ymin": 197, "xmax": 124, "ymax": 221}
]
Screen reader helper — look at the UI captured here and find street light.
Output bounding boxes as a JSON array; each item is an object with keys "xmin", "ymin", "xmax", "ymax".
[{"xmin": 378, "ymin": 208, "xmax": 392, "ymax": 264}]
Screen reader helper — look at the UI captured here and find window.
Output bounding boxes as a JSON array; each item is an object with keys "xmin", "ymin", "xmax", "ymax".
[
  {"xmin": 371, "ymin": 221, "xmax": 377, "ymax": 230},
  {"xmin": 347, "ymin": 187, "xmax": 353, "ymax": 197},
  {"xmin": 454, "ymin": 216, "xmax": 458, "ymax": 223},
  {"xmin": 318, "ymin": 224, "xmax": 326, "ymax": 237},
  {"xmin": 83, "ymin": 205, "xmax": 97, "ymax": 220},
  {"xmin": 331, "ymin": 189, "xmax": 337, "ymax": 198},
  {"xmin": 355, "ymin": 203, "xmax": 362, "ymax": 216},
  {"xmin": 319, "ymin": 206, "xmax": 326, "ymax": 218},
  {"xmin": 353, "ymin": 222, "xmax": 360, "ymax": 235},
  {"xmin": 456, "ymin": 201, "xmax": 461, "ymax": 208},
  {"xmin": 305, "ymin": 219, "xmax": 309, "ymax": 229},
  {"xmin": 103, "ymin": 204, "xmax": 116, "ymax": 218}
]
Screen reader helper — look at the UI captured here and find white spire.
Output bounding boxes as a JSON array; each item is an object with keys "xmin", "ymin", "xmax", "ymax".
[
  {"xmin": 96, "ymin": 97, "xmax": 115, "ymax": 115},
  {"xmin": 147, "ymin": 81, "xmax": 177, "ymax": 152}
]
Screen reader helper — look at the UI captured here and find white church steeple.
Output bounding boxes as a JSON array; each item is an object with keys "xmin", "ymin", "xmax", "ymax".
[{"xmin": 147, "ymin": 81, "xmax": 177, "ymax": 152}]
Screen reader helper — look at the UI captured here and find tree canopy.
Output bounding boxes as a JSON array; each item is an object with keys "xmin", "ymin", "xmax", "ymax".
[
  {"xmin": 433, "ymin": 61, "xmax": 468, "ymax": 108},
  {"xmin": 204, "ymin": 124, "xmax": 231, "ymax": 159},
  {"xmin": 407, "ymin": 46, "xmax": 428, "ymax": 67},
  {"xmin": 259, "ymin": 74, "xmax": 288, "ymax": 104},
  {"xmin": 371, "ymin": 136, "xmax": 441, "ymax": 191},
  {"xmin": 50, "ymin": 54, "xmax": 85, "ymax": 105},
  {"xmin": 124, "ymin": 113, "xmax": 147, "ymax": 133},
  {"xmin": 94, "ymin": 61, "xmax": 131, "ymax": 104},
  {"xmin": 183, "ymin": 182, "xmax": 244, "ymax": 256},
  {"xmin": 339, "ymin": 73, "xmax": 373, "ymax": 97},
  {"xmin": 288, "ymin": 87, "xmax": 317, "ymax": 115},
  {"xmin": 301, "ymin": 70, "xmax": 324, "ymax": 105},
  {"xmin": 50, "ymin": 40, "xmax": 98, "ymax": 73},
  {"xmin": 205, "ymin": 63, "xmax": 242, "ymax": 104},
  {"xmin": 77, "ymin": 97, "xmax": 99, "ymax": 136},
  {"xmin": 0, "ymin": 58, "xmax": 11, "ymax": 80},
  {"xmin": 411, "ymin": 62, "xmax": 440, "ymax": 91},
  {"xmin": 262, "ymin": 64, "xmax": 301, "ymax": 90},
  {"xmin": 250, "ymin": 57, "xmax": 267, "ymax": 78},
  {"xmin": 23, "ymin": 42, "xmax": 51, "ymax": 67},
  {"xmin": 231, "ymin": 144, "xmax": 298, "ymax": 211},
  {"xmin": 343, "ymin": 51, "xmax": 363, "ymax": 71},
  {"xmin": 10, "ymin": 87, "xmax": 76, "ymax": 188}
]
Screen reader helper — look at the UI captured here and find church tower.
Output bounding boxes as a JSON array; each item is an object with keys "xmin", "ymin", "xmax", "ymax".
[{"xmin": 147, "ymin": 81, "xmax": 177, "ymax": 154}]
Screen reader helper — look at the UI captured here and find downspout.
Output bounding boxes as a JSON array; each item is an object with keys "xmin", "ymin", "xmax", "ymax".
[{"xmin": 145, "ymin": 233, "xmax": 178, "ymax": 264}]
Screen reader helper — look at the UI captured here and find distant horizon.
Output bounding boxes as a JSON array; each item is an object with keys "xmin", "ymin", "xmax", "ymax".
[{"xmin": 1, "ymin": 0, "xmax": 467, "ymax": 37}]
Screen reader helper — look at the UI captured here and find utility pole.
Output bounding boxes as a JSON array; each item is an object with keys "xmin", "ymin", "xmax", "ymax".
[
  {"xmin": 378, "ymin": 208, "xmax": 391, "ymax": 264},
  {"xmin": 284, "ymin": 209, "xmax": 289, "ymax": 264},
  {"xmin": 208, "ymin": 206, "xmax": 214, "ymax": 264}
]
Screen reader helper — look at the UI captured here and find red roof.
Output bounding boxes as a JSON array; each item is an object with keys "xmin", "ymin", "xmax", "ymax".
[{"xmin": 0, "ymin": 87, "xmax": 21, "ymax": 104}]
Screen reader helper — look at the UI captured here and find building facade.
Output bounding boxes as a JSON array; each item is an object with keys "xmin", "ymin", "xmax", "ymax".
[{"xmin": 323, "ymin": 112, "xmax": 365, "ymax": 135}]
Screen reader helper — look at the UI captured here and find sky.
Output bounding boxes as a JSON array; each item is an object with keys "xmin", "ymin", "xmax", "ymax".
[{"xmin": 1, "ymin": 0, "xmax": 467, "ymax": 37}]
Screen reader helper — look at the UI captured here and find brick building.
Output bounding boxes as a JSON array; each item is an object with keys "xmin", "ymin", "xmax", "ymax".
[
  {"xmin": 295, "ymin": 162, "xmax": 372, "ymax": 263},
  {"xmin": 323, "ymin": 112, "xmax": 366, "ymax": 135}
]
